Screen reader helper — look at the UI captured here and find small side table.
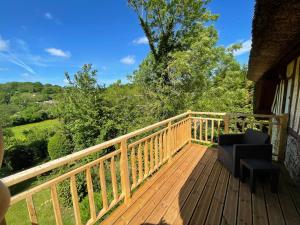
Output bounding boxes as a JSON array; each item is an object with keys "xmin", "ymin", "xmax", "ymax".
[{"xmin": 240, "ymin": 159, "xmax": 280, "ymax": 193}]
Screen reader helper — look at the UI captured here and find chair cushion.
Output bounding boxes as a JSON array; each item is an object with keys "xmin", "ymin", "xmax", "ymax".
[{"xmin": 243, "ymin": 129, "xmax": 269, "ymax": 145}]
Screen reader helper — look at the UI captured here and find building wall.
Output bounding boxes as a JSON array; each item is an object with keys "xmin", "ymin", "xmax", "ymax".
[{"xmin": 272, "ymin": 56, "xmax": 300, "ymax": 185}]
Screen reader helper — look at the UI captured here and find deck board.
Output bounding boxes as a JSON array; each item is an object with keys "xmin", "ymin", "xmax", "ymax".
[{"xmin": 101, "ymin": 144, "xmax": 300, "ymax": 225}]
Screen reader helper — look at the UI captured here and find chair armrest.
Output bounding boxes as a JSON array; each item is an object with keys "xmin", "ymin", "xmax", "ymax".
[
  {"xmin": 218, "ymin": 134, "xmax": 244, "ymax": 145},
  {"xmin": 233, "ymin": 144, "xmax": 273, "ymax": 161}
]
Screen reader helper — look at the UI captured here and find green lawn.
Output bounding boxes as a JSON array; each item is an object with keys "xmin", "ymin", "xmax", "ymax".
[
  {"xmin": 5, "ymin": 188, "xmax": 75, "ymax": 225},
  {"xmin": 10, "ymin": 119, "xmax": 61, "ymax": 139}
]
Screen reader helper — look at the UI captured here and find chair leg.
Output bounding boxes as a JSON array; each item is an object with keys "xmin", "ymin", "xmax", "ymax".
[
  {"xmin": 271, "ymin": 170, "xmax": 279, "ymax": 193},
  {"xmin": 240, "ymin": 163, "xmax": 245, "ymax": 182},
  {"xmin": 250, "ymin": 169, "xmax": 255, "ymax": 193}
]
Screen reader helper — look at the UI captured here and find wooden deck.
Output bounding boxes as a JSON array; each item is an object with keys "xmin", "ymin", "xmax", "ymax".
[{"xmin": 102, "ymin": 144, "xmax": 300, "ymax": 225}]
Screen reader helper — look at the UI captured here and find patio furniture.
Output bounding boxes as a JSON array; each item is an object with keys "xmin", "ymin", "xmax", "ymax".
[
  {"xmin": 240, "ymin": 159, "xmax": 280, "ymax": 193},
  {"xmin": 218, "ymin": 128, "xmax": 272, "ymax": 177}
]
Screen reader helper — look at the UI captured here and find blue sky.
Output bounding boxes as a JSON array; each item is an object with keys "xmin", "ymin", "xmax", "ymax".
[{"xmin": 0, "ymin": 0, "xmax": 254, "ymax": 86}]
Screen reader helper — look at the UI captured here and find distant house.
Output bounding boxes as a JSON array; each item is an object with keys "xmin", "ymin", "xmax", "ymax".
[{"xmin": 247, "ymin": 0, "xmax": 300, "ymax": 184}]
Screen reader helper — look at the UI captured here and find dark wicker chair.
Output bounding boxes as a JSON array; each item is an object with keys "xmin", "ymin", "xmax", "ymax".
[{"xmin": 218, "ymin": 129, "xmax": 272, "ymax": 177}]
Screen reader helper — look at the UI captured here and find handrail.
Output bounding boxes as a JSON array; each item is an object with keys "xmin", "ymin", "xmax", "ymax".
[
  {"xmin": 1, "ymin": 111, "xmax": 288, "ymax": 225},
  {"xmin": 1, "ymin": 112, "xmax": 189, "ymax": 187}
]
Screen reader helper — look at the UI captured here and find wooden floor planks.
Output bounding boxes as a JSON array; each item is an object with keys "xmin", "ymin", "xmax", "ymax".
[{"xmin": 101, "ymin": 144, "xmax": 300, "ymax": 225}]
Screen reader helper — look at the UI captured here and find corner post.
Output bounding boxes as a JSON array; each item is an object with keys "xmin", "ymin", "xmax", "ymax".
[
  {"xmin": 277, "ymin": 114, "xmax": 288, "ymax": 161},
  {"xmin": 187, "ymin": 110, "xmax": 192, "ymax": 144},
  {"xmin": 224, "ymin": 113, "xmax": 230, "ymax": 134},
  {"xmin": 120, "ymin": 139, "xmax": 131, "ymax": 204}
]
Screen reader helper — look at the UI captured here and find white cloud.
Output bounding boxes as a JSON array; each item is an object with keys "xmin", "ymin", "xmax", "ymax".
[
  {"xmin": 133, "ymin": 36, "xmax": 148, "ymax": 45},
  {"xmin": 0, "ymin": 36, "xmax": 9, "ymax": 52},
  {"xmin": 4, "ymin": 52, "xmax": 36, "ymax": 74},
  {"xmin": 44, "ymin": 12, "xmax": 53, "ymax": 20},
  {"xmin": 233, "ymin": 39, "xmax": 252, "ymax": 56},
  {"xmin": 120, "ymin": 55, "xmax": 135, "ymax": 65},
  {"xmin": 45, "ymin": 48, "xmax": 71, "ymax": 58}
]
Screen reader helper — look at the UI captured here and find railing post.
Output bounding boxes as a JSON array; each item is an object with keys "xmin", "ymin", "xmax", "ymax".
[
  {"xmin": 187, "ymin": 110, "xmax": 192, "ymax": 144},
  {"xmin": 277, "ymin": 114, "xmax": 289, "ymax": 161},
  {"xmin": 120, "ymin": 139, "xmax": 131, "ymax": 204},
  {"xmin": 167, "ymin": 121, "xmax": 172, "ymax": 162},
  {"xmin": 224, "ymin": 113, "xmax": 230, "ymax": 134},
  {"xmin": 0, "ymin": 127, "xmax": 9, "ymax": 225}
]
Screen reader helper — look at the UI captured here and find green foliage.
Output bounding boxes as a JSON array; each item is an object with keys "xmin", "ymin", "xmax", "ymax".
[
  {"xmin": 80, "ymin": 193, "xmax": 102, "ymax": 224},
  {"xmin": 48, "ymin": 132, "xmax": 73, "ymax": 160},
  {"xmin": 130, "ymin": 0, "xmax": 253, "ymax": 118},
  {"xmin": 2, "ymin": 1, "xmax": 255, "ymax": 223},
  {"xmin": 0, "ymin": 82, "xmax": 62, "ymax": 127},
  {"xmin": 3, "ymin": 128, "xmax": 54, "ymax": 174}
]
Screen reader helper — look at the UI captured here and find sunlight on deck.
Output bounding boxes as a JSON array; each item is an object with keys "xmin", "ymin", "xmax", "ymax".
[{"xmin": 102, "ymin": 144, "xmax": 300, "ymax": 225}]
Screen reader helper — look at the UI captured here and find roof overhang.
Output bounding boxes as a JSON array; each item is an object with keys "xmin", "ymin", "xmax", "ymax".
[{"xmin": 247, "ymin": 0, "xmax": 300, "ymax": 81}]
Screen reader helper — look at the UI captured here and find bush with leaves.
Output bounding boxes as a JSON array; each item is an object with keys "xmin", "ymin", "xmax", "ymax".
[{"xmin": 48, "ymin": 132, "xmax": 73, "ymax": 160}]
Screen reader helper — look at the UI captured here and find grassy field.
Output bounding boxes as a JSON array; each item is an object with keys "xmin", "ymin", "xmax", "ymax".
[
  {"xmin": 5, "ymin": 188, "xmax": 75, "ymax": 225},
  {"xmin": 10, "ymin": 119, "xmax": 61, "ymax": 139}
]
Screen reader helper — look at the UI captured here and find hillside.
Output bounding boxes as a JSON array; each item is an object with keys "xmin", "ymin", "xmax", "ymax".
[{"xmin": 0, "ymin": 82, "xmax": 62, "ymax": 127}]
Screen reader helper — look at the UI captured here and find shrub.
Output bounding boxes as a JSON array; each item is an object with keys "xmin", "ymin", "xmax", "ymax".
[
  {"xmin": 48, "ymin": 132, "xmax": 72, "ymax": 160},
  {"xmin": 4, "ymin": 144, "xmax": 34, "ymax": 171}
]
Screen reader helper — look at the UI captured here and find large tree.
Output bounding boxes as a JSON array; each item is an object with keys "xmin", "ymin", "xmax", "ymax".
[
  {"xmin": 129, "ymin": 0, "xmax": 217, "ymax": 86},
  {"xmin": 58, "ymin": 64, "xmax": 107, "ymax": 150},
  {"xmin": 129, "ymin": 0, "xmax": 252, "ymax": 118}
]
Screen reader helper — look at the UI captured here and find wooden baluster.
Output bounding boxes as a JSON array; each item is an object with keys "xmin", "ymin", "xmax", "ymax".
[
  {"xmin": 224, "ymin": 114, "xmax": 230, "ymax": 134},
  {"xmin": 172, "ymin": 126, "xmax": 175, "ymax": 152},
  {"xmin": 179, "ymin": 123, "xmax": 181, "ymax": 146},
  {"xmin": 86, "ymin": 167, "xmax": 96, "ymax": 221},
  {"xmin": 194, "ymin": 119, "xmax": 197, "ymax": 140},
  {"xmin": 200, "ymin": 118, "xmax": 203, "ymax": 141},
  {"xmin": 182, "ymin": 122, "xmax": 184, "ymax": 145},
  {"xmin": 137, "ymin": 143, "xmax": 143, "ymax": 182},
  {"xmin": 167, "ymin": 122, "xmax": 172, "ymax": 161},
  {"xmin": 211, "ymin": 119, "xmax": 214, "ymax": 143},
  {"xmin": 120, "ymin": 139, "xmax": 131, "ymax": 203},
  {"xmin": 99, "ymin": 161, "xmax": 108, "ymax": 210},
  {"xmin": 110, "ymin": 156, "xmax": 118, "ymax": 201},
  {"xmin": 159, "ymin": 133, "xmax": 163, "ymax": 164},
  {"xmin": 70, "ymin": 175, "xmax": 81, "ymax": 225},
  {"xmin": 50, "ymin": 184, "xmax": 63, "ymax": 225},
  {"xmin": 163, "ymin": 131, "xmax": 167, "ymax": 161},
  {"xmin": 149, "ymin": 137, "xmax": 154, "ymax": 173},
  {"xmin": 268, "ymin": 118, "xmax": 273, "ymax": 136},
  {"xmin": 130, "ymin": 147, "xmax": 137, "ymax": 188},
  {"xmin": 259, "ymin": 123, "xmax": 263, "ymax": 131},
  {"xmin": 234, "ymin": 120, "xmax": 238, "ymax": 133},
  {"xmin": 205, "ymin": 119, "xmax": 208, "ymax": 142},
  {"xmin": 144, "ymin": 141, "xmax": 149, "ymax": 177},
  {"xmin": 154, "ymin": 136, "xmax": 158, "ymax": 169},
  {"xmin": 26, "ymin": 195, "xmax": 38, "ymax": 225},
  {"xmin": 179, "ymin": 123, "xmax": 181, "ymax": 147},
  {"xmin": 187, "ymin": 111, "xmax": 192, "ymax": 144}
]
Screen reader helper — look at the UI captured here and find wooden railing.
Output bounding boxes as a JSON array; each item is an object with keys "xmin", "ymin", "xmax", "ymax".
[
  {"xmin": 0, "ymin": 111, "xmax": 288, "ymax": 225},
  {"xmin": 191, "ymin": 112, "xmax": 288, "ymax": 160}
]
